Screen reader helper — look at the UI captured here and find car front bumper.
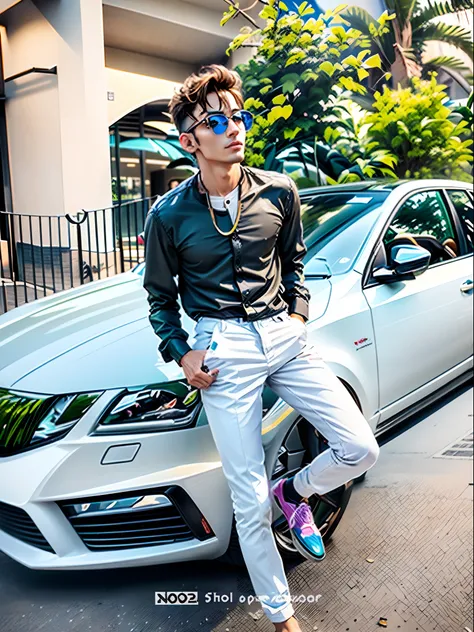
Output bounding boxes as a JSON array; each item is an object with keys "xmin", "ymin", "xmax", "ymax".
[{"xmin": 0, "ymin": 399, "xmax": 233, "ymax": 570}]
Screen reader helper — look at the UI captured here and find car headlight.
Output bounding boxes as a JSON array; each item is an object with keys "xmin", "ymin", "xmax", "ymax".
[
  {"xmin": 0, "ymin": 388, "xmax": 103, "ymax": 456},
  {"xmin": 91, "ymin": 381, "xmax": 201, "ymax": 435}
]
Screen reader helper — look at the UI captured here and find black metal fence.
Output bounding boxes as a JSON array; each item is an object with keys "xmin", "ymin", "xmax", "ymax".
[{"xmin": 0, "ymin": 196, "xmax": 157, "ymax": 314}]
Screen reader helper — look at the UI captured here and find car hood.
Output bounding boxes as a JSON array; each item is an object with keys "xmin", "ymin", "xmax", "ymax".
[{"xmin": 0, "ymin": 271, "xmax": 331, "ymax": 394}]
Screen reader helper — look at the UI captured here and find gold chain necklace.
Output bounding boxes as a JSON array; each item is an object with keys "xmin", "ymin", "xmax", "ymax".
[{"xmin": 199, "ymin": 174, "xmax": 242, "ymax": 237}]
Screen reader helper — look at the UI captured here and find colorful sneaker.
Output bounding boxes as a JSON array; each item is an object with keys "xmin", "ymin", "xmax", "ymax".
[{"xmin": 272, "ymin": 478, "xmax": 326, "ymax": 562}]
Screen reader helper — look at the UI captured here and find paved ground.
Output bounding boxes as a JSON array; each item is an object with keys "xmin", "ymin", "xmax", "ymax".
[{"xmin": 0, "ymin": 382, "xmax": 472, "ymax": 632}]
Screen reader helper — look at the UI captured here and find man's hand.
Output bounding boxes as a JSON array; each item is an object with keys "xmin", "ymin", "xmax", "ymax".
[
  {"xmin": 179, "ymin": 349, "xmax": 219, "ymax": 390},
  {"xmin": 289, "ymin": 313, "xmax": 305, "ymax": 324}
]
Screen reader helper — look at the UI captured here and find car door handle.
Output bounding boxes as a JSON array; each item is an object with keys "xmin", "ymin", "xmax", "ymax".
[{"xmin": 460, "ymin": 280, "xmax": 473, "ymax": 293}]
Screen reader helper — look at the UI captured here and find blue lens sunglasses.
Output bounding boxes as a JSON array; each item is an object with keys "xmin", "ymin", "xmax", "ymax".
[{"xmin": 184, "ymin": 109, "xmax": 254, "ymax": 135}]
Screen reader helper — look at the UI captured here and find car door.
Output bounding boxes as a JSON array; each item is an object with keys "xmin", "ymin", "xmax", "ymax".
[
  {"xmin": 445, "ymin": 185, "xmax": 474, "ymax": 351},
  {"xmin": 445, "ymin": 187, "xmax": 474, "ymax": 254},
  {"xmin": 362, "ymin": 187, "xmax": 473, "ymax": 418}
]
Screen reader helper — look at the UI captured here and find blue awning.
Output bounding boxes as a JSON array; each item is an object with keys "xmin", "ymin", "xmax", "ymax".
[{"xmin": 109, "ymin": 136, "xmax": 187, "ymax": 160}]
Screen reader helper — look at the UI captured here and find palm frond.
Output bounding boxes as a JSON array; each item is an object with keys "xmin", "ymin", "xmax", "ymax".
[
  {"xmin": 403, "ymin": 47, "xmax": 421, "ymax": 61},
  {"xmin": 422, "ymin": 54, "xmax": 472, "ymax": 73},
  {"xmin": 385, "ymin": 0, "xmax": 419, "ymax": 25},
  {"xmin": 412, "ymin": 0, "xmax": 474, "ymax": 31},
  {"xmin": 348, "ymin": 93, "xmax": 377, "ymax": 112},
  {"xmin": 416, "ymin": 21, "xmax": 474, "ymax": 60},
  {"xmin": 341, "ymin": 6, "xmax": 396, "ymax": 66},
  {"xmin": 340, "ymin": 5, "xmax": 380, "ymax": 36}
]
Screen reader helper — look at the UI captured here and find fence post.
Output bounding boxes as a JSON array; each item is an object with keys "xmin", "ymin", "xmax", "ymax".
[
  {"xmin": 1, "ymin": 197, "xmax": 154, "ymax": 313},
  {"xmin": 65, "ymin": 209, "xmax": 88, "ymax": 285}
]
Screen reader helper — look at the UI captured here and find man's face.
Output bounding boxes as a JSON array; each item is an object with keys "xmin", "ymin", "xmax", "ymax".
[{"xmin": 178, "ymin": 91, "xmax": 246, "ymax": 165}]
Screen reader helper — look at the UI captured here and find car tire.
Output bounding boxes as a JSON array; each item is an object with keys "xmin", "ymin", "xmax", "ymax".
[
  {"xmin": 218, "ymin": 379, "xmax": 369, "ymax": 567},
  {"xmin": 217, "ymin": 488, "xmax": 355, "ymax": 568},
  {"xmin": 339, "ymin": 378, "xmax": 370, "ymax": 486},
  {"xmin": 217, "ymin": 514, "xmax": 245, "ymax": 567},
  {"xmin": 353, "ymin": 470, "xmax": 367, "ymax": 483},
  {"xmin": 217, "ymin": 416, "xmax": 354, "ymax": 567}
]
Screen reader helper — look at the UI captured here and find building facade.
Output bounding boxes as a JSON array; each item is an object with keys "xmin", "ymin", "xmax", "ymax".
[{"xmin": 0, "ymin": 0, "xmax": 468, "ymax": 221}]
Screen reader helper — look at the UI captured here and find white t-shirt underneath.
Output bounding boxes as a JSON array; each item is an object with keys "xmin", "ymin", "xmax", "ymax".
[{"xmin": 209, "ymin": 184, "xmax": 239, "ymax": 223}]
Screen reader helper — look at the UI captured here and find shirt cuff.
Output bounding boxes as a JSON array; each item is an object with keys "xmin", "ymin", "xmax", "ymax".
[
  {"xmin": 170, "ymin": 339, "xmax": 193, "ymax": 366},
  {"xmin": 289, "ymin": 296, "xmax": 309, "ymax": 322}
]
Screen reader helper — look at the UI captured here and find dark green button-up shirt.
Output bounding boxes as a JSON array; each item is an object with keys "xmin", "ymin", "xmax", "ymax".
[{"xmin": 143, "ymin": 165, "xmax": 311, "ymax": 366}]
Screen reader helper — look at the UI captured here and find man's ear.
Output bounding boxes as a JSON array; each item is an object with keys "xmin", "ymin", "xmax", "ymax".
[{"xmin": 179, "ymin": 132, "xmax": 197, "ymax": 154}]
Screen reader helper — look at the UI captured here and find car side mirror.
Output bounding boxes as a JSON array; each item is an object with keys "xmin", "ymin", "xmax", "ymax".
[{"xmin": 373, "ymin": 244, "xmax": 431, "ymax": 284}]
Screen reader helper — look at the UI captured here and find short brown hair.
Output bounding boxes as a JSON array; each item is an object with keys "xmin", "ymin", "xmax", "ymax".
[{"xmin": 168, "ymin": 64, "xmax": 244, "ymax": 133}]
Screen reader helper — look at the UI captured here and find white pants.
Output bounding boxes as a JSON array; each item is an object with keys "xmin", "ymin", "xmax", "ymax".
[{"xmin": 192, "ymin": 311, "xmax": 380, "ymax": 624}]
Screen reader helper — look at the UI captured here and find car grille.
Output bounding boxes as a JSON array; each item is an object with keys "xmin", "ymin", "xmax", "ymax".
[
  {"xmin": 58, "ymin": 491, "xmax": 196, "ymax": 551},
  {"xmin": 0, "ymin": 501, "xmax": 55, "ymax": 553}
]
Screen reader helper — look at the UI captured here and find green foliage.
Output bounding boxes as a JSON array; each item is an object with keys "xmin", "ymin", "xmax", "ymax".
[
  {"xmin": 221, "ymin": 2, "xmax": 239, "ymax": 26},
  {"xmin": 361, "ymin": 74, "xmax": 473, "ymax": 180},
  {"xmin": 111, "ymin": 177, "xmax": 119, "ymax": 202},
  {"xmin": 320, "ymin": 96, "xmax": 399, "ymax": 181},
  {"xmin": 225, "ymin": 0, "xmax": 386, "ymax": 170},
  {"xmin": 277, "ymin": 139, "xmax": 367, "ymax": 185},
  {"xmin": 221, "ymin": 2, "xmax": 472, "ymax": 185},
  {"xmin": 452, "ymin": 89, "xmax": 474, "ymax": 130},
  {"xmin": 341, "ymin": 0, "xmax": 474, "ymax": 85}
]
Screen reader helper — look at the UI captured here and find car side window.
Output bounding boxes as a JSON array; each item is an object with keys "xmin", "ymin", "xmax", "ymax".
[
  {"xmin": 382, "ymin": 190, "xmax": 461, "ymax": 266},
  {"xmin": 446, "ymin": 189, "xmax": 473, "ymax": 254}
]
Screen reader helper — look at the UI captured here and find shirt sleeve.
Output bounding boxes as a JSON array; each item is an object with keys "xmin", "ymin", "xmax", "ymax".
[
  {"xmin": 142, "ymin": 209, "xmax": 192, "ymax": 365},
  {"xmin": 277, "ymin": 177, "xmax": 311, "ymax": 321}
]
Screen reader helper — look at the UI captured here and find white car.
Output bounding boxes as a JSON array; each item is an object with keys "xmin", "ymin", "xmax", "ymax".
[{"xmin": 0, "ymin": 178, "xmax": 472, "ymax": 571}]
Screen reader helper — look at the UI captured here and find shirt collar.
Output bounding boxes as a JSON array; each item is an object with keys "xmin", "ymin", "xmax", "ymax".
[
  {"xmin": 192, "ymin": 164, "xmax": 252, "ymax": 205},
  {"xmin": 209, "ymin": 184, "xmax": 239, "ymax": 201}
]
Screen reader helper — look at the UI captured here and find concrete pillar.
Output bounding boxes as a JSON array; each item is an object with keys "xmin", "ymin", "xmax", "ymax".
[
  {"xmin": 1, "ymin": 0, "xmax": 113, "ymax": 268},
  {"xmin": 3, "ymin": 0, "xmax": 111, "ymax": 216}
]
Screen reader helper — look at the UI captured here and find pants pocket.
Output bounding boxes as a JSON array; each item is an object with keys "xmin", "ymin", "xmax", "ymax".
[
  {"xmin": 284, "ymin": 311, "xmax": 307, "ymax": 338},
  {"xmin": 192, "ymin": 319, "xmax": 220, "ymax": 353}
]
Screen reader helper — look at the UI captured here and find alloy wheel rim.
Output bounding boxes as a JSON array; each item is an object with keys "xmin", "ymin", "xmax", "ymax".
[{"xmin": 271, "ymin": 417, "xmax": 351, "ymax": 554}]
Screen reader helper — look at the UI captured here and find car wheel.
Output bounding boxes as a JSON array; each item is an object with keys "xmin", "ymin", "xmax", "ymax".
[
  {"xmin": 339, "ymin": 378, "xmax": 369, "ymax": 485},
  {"xmin": 271, "ymin": 417, "xmax": 354, "ymax": 562},
  {"xmin": 218, "ymin": 416, "xmax": 354, "ymax": 567},
  {"xmin": 353, "ymin": 470, "xmax": 367, "ymax": 483}
]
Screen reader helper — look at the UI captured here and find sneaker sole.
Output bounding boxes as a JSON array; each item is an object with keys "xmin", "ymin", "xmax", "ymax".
[{"xmin": 272, "ymin": 488, "xmax": 326, "ymax": 563}]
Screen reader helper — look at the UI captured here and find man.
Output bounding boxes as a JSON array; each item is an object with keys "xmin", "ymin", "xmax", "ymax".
[{"xmin": 143, "ymin": 64, "xmax": 380, "ymax": 632}]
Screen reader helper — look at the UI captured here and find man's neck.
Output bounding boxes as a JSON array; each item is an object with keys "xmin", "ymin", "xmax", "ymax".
[{"xmin": 198, "ymin": 162, "xmax": 242, "ymax": 197}]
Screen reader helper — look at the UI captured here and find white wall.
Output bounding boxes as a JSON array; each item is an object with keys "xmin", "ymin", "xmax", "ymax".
[
  {"xmin": 0, "ymin": 0, "xmax": 21, "ymax": 12},
  {"xmin": 2, "ymin": 0, "xmax": 112, "ymax": 222},
  {"xmin": 105, "ymin": 48, "xmax": 194, "ymax": 126},
  {"xmin": 105, "ymin": 48, "xmax": 257, "ymax": 129}
]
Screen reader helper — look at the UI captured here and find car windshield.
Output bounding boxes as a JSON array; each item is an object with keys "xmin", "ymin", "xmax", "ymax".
[
  {"xmin": 132, "ymin": 190, "xmax": 390, "ymax": 278},
  {"xmin": 301, "ymin": 191, "xmax": 389, "ymax": 275}
]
